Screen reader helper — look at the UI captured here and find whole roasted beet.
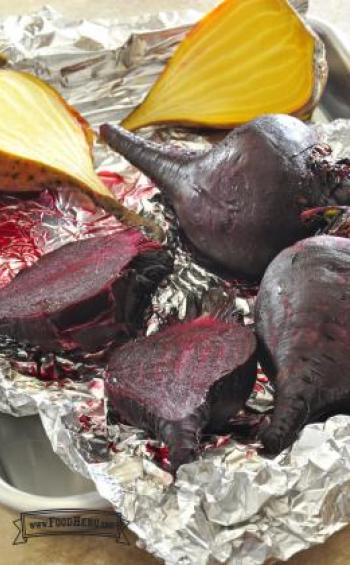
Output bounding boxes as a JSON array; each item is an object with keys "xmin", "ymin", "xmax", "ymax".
[
  {"xmin": 0, "ymin": 230, "xmax": 172, "ymax": 352},
  {"xmin": 100, "ymin": 115, "xmax": 349, "ymax": 280},
  {"xmin": 106, "ymin": 316, "xmax": 257, "ymax": 471},
  {"xmin": 255, "ymin": 235, "xmax": 350, "ymax": 454}
]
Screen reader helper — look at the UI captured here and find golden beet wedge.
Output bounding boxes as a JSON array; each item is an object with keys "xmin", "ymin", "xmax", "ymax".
[
  {"xmin": 0, "ymin": 69, "xmax": 158, "ymax": 236},
  {"xmin": 122, "ymin": 0, "xmax": 327, "ymax": 130}
]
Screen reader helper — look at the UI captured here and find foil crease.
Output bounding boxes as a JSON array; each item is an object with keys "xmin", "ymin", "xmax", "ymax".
[{"xmin": 0, "ymin": 4, "xmax": 350, "ymax": 565}]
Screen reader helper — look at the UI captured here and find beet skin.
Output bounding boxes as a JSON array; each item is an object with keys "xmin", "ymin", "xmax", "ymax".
[
  {"xmin": 106, "ymin": 316, "xmax": 257, "ymax": 471},
  {"xmin": 0, "ymin": 230, "xmax": 172, "ymax": 352},
  {"xmin": 100, "ymin": 115, "xmax": 349, "ymax": 280},
  {"xmin": 255, "ymin": 235, "xmax": 350, "ymax": 454}
]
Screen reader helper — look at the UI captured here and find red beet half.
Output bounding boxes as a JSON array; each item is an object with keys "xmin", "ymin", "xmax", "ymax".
[
  {"xmin": 105, "ymin": 316, "xmax": 257, "ymax": 471},
  {"xmin": 100, "ymin": 115, "xmax": 349, "ymax": 280},
  {"xmin": 255, "ymin": 235, "xmax": 350, "ymax": 455},
  {"xmin": 0, "ymin": 230, "xmax": 172, "ymax": 352}
]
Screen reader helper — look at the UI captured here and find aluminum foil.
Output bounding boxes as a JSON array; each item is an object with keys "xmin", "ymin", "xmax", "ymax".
[{"xmin": 0, "ymin": 3, "xmax": 350, "ymax": 565}]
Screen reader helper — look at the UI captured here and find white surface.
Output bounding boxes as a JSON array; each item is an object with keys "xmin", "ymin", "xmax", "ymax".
[{"xmin": 0, "ymin": 475, "xmax": 108, "ymax": 511}]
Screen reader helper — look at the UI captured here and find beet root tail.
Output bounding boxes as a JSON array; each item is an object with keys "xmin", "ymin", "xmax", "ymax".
[
  {"xmin": 259, "ymin": 388, "xmax": 311, "ymax": 455},
  {"xmin": 100, "ymin": 123, "xmax": 192, "ymax": 201},
  {"xmin": 158, "ymin": 416, "xmax": 204, "ymax": 473}
]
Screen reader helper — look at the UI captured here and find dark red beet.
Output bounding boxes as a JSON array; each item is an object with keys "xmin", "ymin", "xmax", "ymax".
[
  {"xmin": 105, "ymin": 316, "xmax": 257, "ymax": 471},
  {"xmin": 0, "ymin": 230, "xmax": 172, "ymax": 352},
  {"xmin": 100, "ymin": 115, "xmax": 350, "ymax": 280},
  {"xmin": 255, "ymin": 235, "xmax": 350, "ymax": 454}
]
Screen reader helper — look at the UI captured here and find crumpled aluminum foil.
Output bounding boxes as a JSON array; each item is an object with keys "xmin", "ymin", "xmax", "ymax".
[{"xmin": 0, "ymin": 3, "xmax": 350, "ymax": 564}]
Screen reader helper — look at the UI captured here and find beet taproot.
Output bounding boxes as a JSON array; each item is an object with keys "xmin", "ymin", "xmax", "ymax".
[
  {"xmin": 0, "ymin": 230, "xmax": 172, "ymax": 353},
  {"xmin": 105, "ymin": 316, "xmax": 257, "ymax": 471},
  {"xmin": 100, "ymin": 115, "xmax": 350, "ymax": 280},
  {"xmin": 255, "ymin": 235, "xmax": 350, "ymax": 454}
]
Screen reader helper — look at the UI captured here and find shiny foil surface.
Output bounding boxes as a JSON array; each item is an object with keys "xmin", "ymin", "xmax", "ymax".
[{"xmin": 0, "ymin": 3, "xmax": 350, "ymax": 564}]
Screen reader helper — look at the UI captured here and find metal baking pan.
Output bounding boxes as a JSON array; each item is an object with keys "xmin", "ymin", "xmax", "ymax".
[{"xmin": 308, "ymin": 17, "xmax": 350, "ymax": 121}]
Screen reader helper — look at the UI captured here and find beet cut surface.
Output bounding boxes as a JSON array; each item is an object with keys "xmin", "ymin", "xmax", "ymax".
[
  {"xmin": 255, "ymin": 235, "xmax": 350, "ymax": 455},
  {"xmin": 0, "ymin": 229, "xmax": 171, "ymax": 352},
  {"xmin": 106, "ymin": 316, "xmax": 257, "ymax": 471}
]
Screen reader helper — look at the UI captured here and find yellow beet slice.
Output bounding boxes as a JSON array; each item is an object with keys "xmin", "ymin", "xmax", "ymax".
[
  {"xmin": 122, "ymin": 0, "xmax": 327, "ymax": 130},
  {"xmin": 0, "ymin": 69, "xmax": 159, "ymax": 237}
]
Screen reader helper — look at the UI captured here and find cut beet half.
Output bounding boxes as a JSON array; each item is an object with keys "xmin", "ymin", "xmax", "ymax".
[
  {"xmin": 105, "ymin": 316, "xmax": 257, "ymax": 472},
  {"xmin": 0, "ymin": 229, "xmax": 172, "ymax": 352}
]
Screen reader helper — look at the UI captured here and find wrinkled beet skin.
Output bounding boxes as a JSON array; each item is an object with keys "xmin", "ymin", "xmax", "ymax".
[
  {"xmin": 255, "ymin": 235, "xmax": 350, "ymax": 454},
  {"xmin": 105, "ymin": 316, "xmax": 257, "ymax": 471},
  {"xmin": 100, "ymin": 115, "xmax": 345, "ymax": 280},
  {"xmin": 0, "ymin": 230, "xmax": 172, "ymax": 353}
]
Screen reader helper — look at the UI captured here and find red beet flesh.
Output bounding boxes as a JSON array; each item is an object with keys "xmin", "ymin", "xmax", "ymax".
[
  {"xmin": 105, "ymin": 316, "xmax": 257, "ymax": 471},
  {"xmin": 100, "ymin": 115, "xmax": 349, "ymax": 280},
  {"xmin": 0, "ymin": 230, "xmax": 172, "ymax": 352},
  {"xmin": 255, "ymin": 235, "xmax": 350, "ymax": 454}
]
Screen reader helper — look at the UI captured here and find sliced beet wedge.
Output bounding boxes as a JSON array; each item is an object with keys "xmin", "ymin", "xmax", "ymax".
[
  {"xmin": 0, "ymin": 229, "xmax": 172, "ymax": 352},
  {"xmin": 106, "ymin": 316, "xmax": 257, "ymax": 472}
]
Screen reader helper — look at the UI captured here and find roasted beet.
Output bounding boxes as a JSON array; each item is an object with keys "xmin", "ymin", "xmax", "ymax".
[
  {"xmin": 105, "ymin": 316, "xmax": 257, "ymax": 471},
  {"xmin": 100, "ymin": 115, "xmax": 350, "ymax": 280},
  {"xmin": 255, "ymin": 235, "xmax": 350, "ymax": 454},
  {"xmin": 0, "ymin": 230, "xmax": 171, "ymax": 352}
]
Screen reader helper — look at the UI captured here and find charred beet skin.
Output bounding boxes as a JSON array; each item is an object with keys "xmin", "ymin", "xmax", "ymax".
[
  {"xmin": 100, "ymin": 115, "xmax": 349, "ymax": 280},
  {"xmin": 255, "ymin": 235, "xmax": 350, "ymax": 454},
  {"xmin": 0, "ymin": 230, "xmax": 172, "ymax": 352},
  {"xmin": 105, "ymin": 316, "xmax": 257, "ymax": 472}
]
